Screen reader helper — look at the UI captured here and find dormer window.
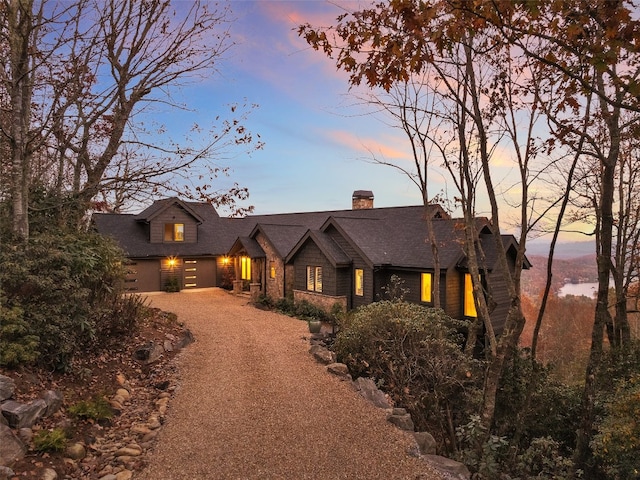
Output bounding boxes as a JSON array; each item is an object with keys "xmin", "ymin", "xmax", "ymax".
[{"xmin": 164, "ymin": 223, "xmax": 184, "ymax": 242}]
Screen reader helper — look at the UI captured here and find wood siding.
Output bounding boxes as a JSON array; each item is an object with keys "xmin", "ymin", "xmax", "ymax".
[
  {"xmin": 149, "ymin": 205, "xmax": 198, "ymax": 244},
  {"xmin": 216, "ymin": 257, "xmax": 234, "ymax": 289},
  {"xmin": 445, "ymin": 269, "xmax": 463, "ymax": 319},
  {"xmin": 324, "ymin": 225, "xmax": 372, "ymax": 307},
  {"xmin": 486, "ymin": 255, "xmax": 517, "ymax": 336},
  {"xmin": 292, "ymin": 242, "xmax": 337, "ymax": 295}
]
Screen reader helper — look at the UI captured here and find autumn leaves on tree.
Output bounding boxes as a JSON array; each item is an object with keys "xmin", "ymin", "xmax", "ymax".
[{"xmin": 300, "ymin": 0, "xmax": 640, "ymax": 474}]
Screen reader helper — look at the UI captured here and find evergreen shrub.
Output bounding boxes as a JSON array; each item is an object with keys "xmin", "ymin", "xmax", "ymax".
[{"xmin": 334, "ymin": 301, "xmax": 481, "ymax": 447}]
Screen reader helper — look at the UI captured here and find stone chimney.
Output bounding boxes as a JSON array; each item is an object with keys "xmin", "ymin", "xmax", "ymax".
[{"xmin": 352, "ymin": 190, "xmax": 374, "ymax": 210}]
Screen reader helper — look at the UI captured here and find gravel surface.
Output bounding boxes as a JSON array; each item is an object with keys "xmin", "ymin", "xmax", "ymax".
[{"xmin": 137, "ymin": 288, "xmax": 443, "ymax": 480}]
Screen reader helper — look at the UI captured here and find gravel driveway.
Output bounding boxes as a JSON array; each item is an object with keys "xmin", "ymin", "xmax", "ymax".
[{"xmin": 138, "ymin": 288, "xmax": 443, "ymax": 479}]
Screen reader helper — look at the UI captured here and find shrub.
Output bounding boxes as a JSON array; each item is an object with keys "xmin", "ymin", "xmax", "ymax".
[
  {"xmin": 254, "ymin": 294, "xmax": 275, "ymax": 309},
  {"xmin": 334, "ymin": 301, "xmax": 481, "ymax": 448},
  {"xmin": 0, "ymin": 301, "xmax": 39, "ymax": 367},
  {"xmin": 68, "ymin": 395, "xmax": 113, "ymax": 421},
  {"xmin": 274, "ymin": 296, "xmax": 295, "ymax": 315},
  {"xmin": 513, "ymin": 437, "xmax": 576, "ymax": 480},
  {"xmin": 455, "ymin": 415, "xmax": 509, "ymax": 479},
  {"xmin": 93, "ymin": 294, "xmax": 148, "ymax": 342},
  {"xmin": 379, "ymin": 274, "xmax": 409, "ymax": 302},
  {"xmin": 591, "ymin": 373, "xmax": 640, "ymax": 479},
  {"xmin": 494, "ymin": 348, "xmax": 582, "ymax": 454},
  {"xmin": 0, "ymin": 231, "xmax": 130, "ymax": 370},
  {"xmin": 164, "ymin": 276, "xmax": 181, "ymax": 292},
  {"xmin": 33, "ymin": 428, "xmax": 68, "ymax": 452},
  {"xmin": 294, "ymin": 300, "xmax": 328, "ymax": 321}
]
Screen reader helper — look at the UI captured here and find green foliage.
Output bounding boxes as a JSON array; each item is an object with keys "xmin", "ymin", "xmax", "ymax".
[
  {"xmin": 513, "ymin": 437, "xmax": 577, "ymax": 480},
  {"xmin": 592, "ymin": 374, "xmax": 640, "ymax": 479},
  {"xmin": 164, "ymin": 276, "xmax": 181, "ymax": 292},
  {"xmin": 269, "ymin": 297, "xmax": 331, "ymax": 322},
  {"xmin": 294, "ymin": 300, "xmax": 328, "ymax": 321},
  {"xmin": 0, "ymin": 301, "xmax": 40, "ymax": 367},
  {"xmin": 456, "ymin": 415, "xmax": 509, "ymax": 479},
  {"xmin": 334, "ymin": 301, "xmax": 481, "ymax": 444},
  {"xmin": 94, "ymin": 294, "xmax": 149, "ymax": 339},
  {"xmin": 33, "ymin": 428, "xmax": 68, "ymax": 452},
  {"xmin": 0, "ymin": 231, "xmax": 138, "ymax": 370},
  {"xmin": 380, "ymin": 274, "xmax": 409, "ymax": 302},
  {"xmin": 494, "ymin": 348, "xmax": 582, "ymax": 452},
  {"xmin": 68, "ymin": 395, "xmax": 113, "ymax": 421},
  {"xmin": 274, "ymin": 296, "xmax": 295, "ymax": 314},
  {"xmin": 254, "ymin": 293, "xmax": 275, "ymax": 309}
]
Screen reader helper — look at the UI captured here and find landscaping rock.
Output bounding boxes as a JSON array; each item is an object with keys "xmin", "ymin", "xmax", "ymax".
[
  {"xmin": 0, "ymin": 466, "xmax": 15, "ymax": 480},
  {"xmin": 42, "ymin": 390, "xmax": 63, "ymax": 417},
  {"xmin": 0, "ymin": 423, "xmax": 26, "ymax": 467},
  {"xmin": 326, "ymin": 362, "xmax": 350, "ymax": 379},
  {"xmin": 414, "ymin": 431, "xmax": 437, "ymax": 455},
  {"xmin": 40, "ymin": 467, "xmax": 58, "ymax": 480},
  {"xmin": 424, "ymin": 454, "xmax": 471, "ymax": 479},
  {"xmin": 353, "ymin": 377, "xmax": 392, "ymax": 409},
  {"xmin": 133, "ymin": 342, "xmax": 165, "ymax": 364},
  {"xmin": 175, "ymin": 329, "xmax": 194, "ymax": 349},
  {"xmin": 387, "ymin": 408, "xmax": 415, "ymax": 431},
  {"xmin": 65, "ymin": 442, "xmax": 86, "ymax": 460},
  {"xmin": 0, "ymin": 376, "xmax": 15, "ymax": 402},
  {"xmin": 309, "ymin": 344, "xmax": 336, "ymax": 364},
  {"xmin": 1, "ymin": 399, "xmax": 47, "ymax": 429}
]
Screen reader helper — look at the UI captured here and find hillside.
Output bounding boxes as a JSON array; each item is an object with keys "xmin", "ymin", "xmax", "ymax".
[{"xmin": 522, "ymin": 253, "xmax": 597, "ymax": 298}]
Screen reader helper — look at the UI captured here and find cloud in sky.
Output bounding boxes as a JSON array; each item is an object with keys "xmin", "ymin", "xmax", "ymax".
[
  {"xmin": 325, "ymin": 129, "xmax": 411, "ymax": 161},
  {"xmin": 148, "ymin": 0, "xmax": 557, "ymax": 234}
]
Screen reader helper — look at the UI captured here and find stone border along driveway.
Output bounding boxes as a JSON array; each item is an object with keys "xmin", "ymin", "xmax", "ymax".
[{"xmin": 137, "ymin": 288, "xmax": 447, "ymax": 480}]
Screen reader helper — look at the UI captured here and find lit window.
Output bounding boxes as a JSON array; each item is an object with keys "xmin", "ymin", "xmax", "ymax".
[
  {"xmin": 270, "ymin": 262, "xmax": 276, "ymax": 279},
  {"xmin": 241, "ymin": 256, "xmax": 251, "ymax": 280},
  {"xmin": 421, "ymin": 273, "xmax": 432, "ymax": 303},
  {"xmin": 315, "ymin": 267, "xmax": 322, "ymax": 292},
  {"xmin": 164, "ymin": 223, "xmax": 184, "ymax": 242},
  {"xmin": 306, "ymin": 266, "xmax": 322, "ymax": 292},
  {"xmin": 355, "ymin": 269, "xmax": 364, "ymax": 296},
  {"xmin": 464, "ymin": 273, "xmax": 477, "ymax": 317}
]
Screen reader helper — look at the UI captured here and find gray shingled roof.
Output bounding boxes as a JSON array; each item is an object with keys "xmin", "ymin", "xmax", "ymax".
[
  {"xmin": 249, "ymin": 223, "xmax": 309, "ymax": 258},
  {"xmin": 228, "ymin": 236, "xmax": 265, "ymax": 258},
  {"xmin": 93, "ymin": 199, "xmax": 520, "ymax": 272},
  {"xmin": 93, "ymin": 199, "xmax": 221, "ymax": 257}
]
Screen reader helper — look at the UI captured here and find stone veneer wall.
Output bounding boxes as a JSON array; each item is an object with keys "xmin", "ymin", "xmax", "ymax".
[
  {"xmin": 293, "ymin": 290, "xmax": 347, "ymax": 313},
  {"xmin": 255, "ymin": 232, "xmax": 286, "ymax": 299}
]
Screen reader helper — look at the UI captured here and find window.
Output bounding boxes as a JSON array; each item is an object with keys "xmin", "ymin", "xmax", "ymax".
[
  {"xmin": 269, "ymin": 262, "xmax": 276, "ymax": 279},
  {"xmin": 421, "ymin": 273, "xmax": 432, "ymax": 303},
  {"xmin": 464, "ymin": 273, "xmax": 478, "ymax": 318},
  {"xmin": 306, "ymin": 266, "xmax": 322, "ymax": 292},
  {"xmin": 164, "ymin": 223, "xmax": 184, "ymax": 242},
  {"xmin": 241, "ymin": 256, "xmax": 251, "ymax": 280},
  {"xmin": 355, "ymin": 269, "xmax": 364, "ymax": 296}
]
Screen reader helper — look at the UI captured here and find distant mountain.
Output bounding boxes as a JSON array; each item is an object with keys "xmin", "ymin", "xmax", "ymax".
[{"xmin": 525, "ymin": 240, "xmax": 595, "ymax": 259}]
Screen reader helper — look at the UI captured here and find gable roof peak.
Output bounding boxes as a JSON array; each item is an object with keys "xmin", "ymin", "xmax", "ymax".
[{"xmin": 134, "ymin": 197, "xmax": 207, "ymax": 224}]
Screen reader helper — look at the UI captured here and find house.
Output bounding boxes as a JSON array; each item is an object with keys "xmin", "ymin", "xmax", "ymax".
[
  {"xmin": 93, "ymin": 198, "xmax": 225, "ymax": 292},
  {"xmin": 93, "ymin": 191, "xmax": 528, "ymax": 335}
]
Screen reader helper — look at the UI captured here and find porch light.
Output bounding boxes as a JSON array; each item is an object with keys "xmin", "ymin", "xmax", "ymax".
[
  {"xmin": 222, "ymin": 256, "xmax": 230, "ymax": 265},
  {"xmin": 168, "ymin": 257, "xmax": 177, "ymax": 268}
]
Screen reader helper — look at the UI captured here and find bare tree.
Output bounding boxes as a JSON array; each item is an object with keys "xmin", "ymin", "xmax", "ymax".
[{"xmin": 1, "ymin": 0, "xmax": 262, "ymax": 237}]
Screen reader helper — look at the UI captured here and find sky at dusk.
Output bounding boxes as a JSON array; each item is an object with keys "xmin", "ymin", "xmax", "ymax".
[
  {"xmin": 153, "ymin": 1, "xmax": 589, "ymax": 247},
  {"xmin": 162, "ymin": 0, "xmax": 430, "ymax": 216}
]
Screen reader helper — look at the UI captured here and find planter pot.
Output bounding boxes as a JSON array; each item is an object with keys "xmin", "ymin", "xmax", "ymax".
[{"xmin": 308, "ymin": 320, "xmax": 322, "ymax": 334}]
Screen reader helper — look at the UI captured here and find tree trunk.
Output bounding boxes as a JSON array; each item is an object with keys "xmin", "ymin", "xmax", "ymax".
[
  {"xmin": 574, "ymin": 79, "xmax": 620, "ymax": 469},
  {"xmin": 7, "ymin": 0, "xmax": 35, "ymax": 241}
]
